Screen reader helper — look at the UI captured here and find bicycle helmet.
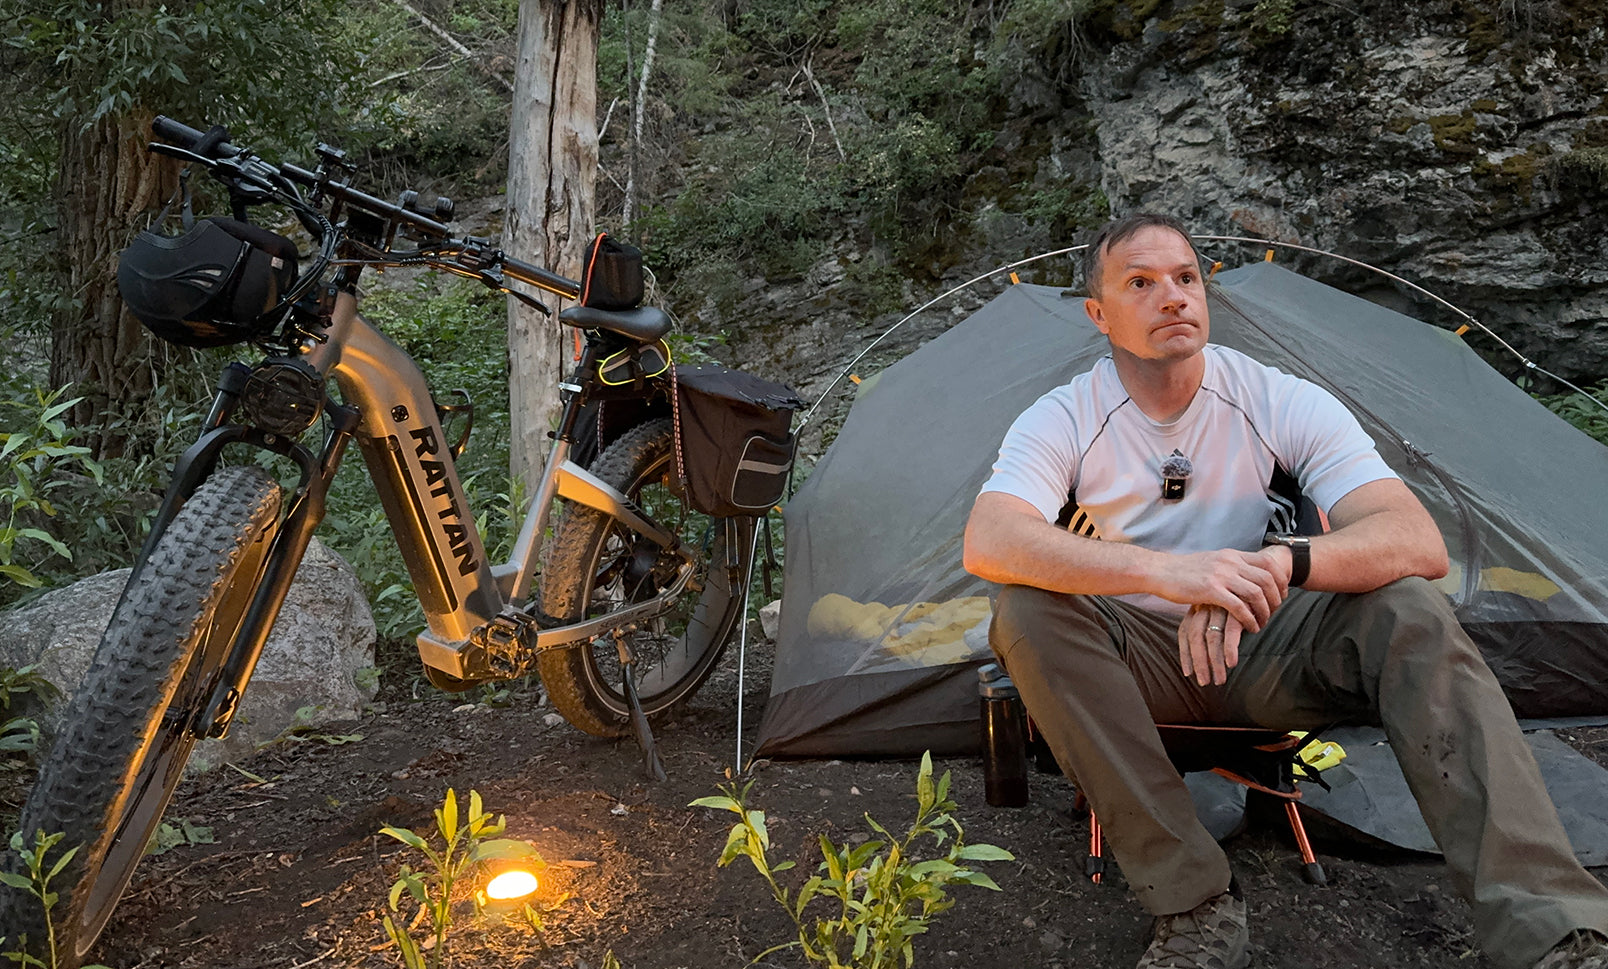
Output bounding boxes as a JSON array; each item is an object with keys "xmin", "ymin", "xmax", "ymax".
[{"xmin": 117, "ymin": 216, "xmax": 299, "ymax": 348}]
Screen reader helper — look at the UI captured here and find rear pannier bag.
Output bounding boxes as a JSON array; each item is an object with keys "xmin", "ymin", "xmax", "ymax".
[
  {"xmin": 579, "ymin": 232, "xmax": 644, "ymax": 310},
  {"xmin": 674, "ymin": 364, "xmax": 803, "ymax": 518}
]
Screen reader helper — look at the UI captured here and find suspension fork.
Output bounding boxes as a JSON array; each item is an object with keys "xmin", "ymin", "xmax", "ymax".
[{"xmin": 197, "ymin": 403, "xmax": 361, "ymax": 738}]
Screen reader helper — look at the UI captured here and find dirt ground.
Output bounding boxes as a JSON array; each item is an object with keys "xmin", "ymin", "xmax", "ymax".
[{"xmin": 74, "ymin": 630, "xmax": 1608, "ymax": 969}]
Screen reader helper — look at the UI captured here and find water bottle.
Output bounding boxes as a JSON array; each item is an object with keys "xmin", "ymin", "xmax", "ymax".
[{"xmin": 978, "ymin": 663, "xmax": 1029, "ymax": 807}]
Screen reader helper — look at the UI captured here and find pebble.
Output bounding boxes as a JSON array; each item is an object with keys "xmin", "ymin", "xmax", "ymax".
[
  {"xmin": 453, "ymin": 703, "xmax": 476, "ymax": 714},
  {"xmin": 611, "ymin": 803, "xmax": 630, "ymax": 816},
  {"xmin": 543, "ymin": 713, "xmax": 565, "ymax": 727}
]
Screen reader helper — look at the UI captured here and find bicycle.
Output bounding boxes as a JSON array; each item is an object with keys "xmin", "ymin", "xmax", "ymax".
[{"xmin": 3, "ymin": 117, "xmax": 799, "ymax": 967}]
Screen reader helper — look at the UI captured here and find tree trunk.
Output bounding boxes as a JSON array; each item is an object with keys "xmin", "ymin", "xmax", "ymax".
[
  {"xmin": 506, "ymin": 0, "xmax": 602, "ymax": 492},
  {"xmin": 49, "ymin": 109, "xmax": 176, "ymax": 459}
]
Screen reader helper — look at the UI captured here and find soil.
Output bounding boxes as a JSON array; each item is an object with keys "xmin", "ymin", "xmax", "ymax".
[{"xmin": 75, "ymin": 634, "xmax": 1608, "ymax": 969}]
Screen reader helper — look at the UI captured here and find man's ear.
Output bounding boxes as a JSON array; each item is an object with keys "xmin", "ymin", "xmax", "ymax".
[{"xmin": 1084, "ymin": 297, "xmax": 1110, "ymax": 335}]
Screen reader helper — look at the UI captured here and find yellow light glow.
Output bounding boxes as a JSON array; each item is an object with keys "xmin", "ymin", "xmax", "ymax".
[{"xmin": 485, "ymin": 869, "xmax": 539, "ymax": 901}]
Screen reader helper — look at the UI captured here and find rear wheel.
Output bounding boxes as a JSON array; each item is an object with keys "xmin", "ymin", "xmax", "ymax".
[
  {"xmin": 3, "ymin": 466, "xmax": 281, "ymax": 967},
  {"xmin": 538, "ymin": 419, "xmax": 753, "ymax": 736}
]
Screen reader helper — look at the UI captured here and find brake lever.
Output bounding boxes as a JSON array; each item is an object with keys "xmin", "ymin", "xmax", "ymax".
[
  {"xmin": 485, "ymin": 270, "xmax": 552, "ymax": 316},
  {"xmin": 149, "ymin": 143, "xmax": 217, "ymax": 167}
]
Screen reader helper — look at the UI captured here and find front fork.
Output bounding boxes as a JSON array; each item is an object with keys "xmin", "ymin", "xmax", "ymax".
[{"xmin": 143, "ymin": 364, "xmax": 360, "ymax": 740}]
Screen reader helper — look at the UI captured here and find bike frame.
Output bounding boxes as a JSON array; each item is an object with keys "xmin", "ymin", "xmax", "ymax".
[{"xmin": 144, "ymin": 288, "xmax": 707, "ymax": 738}]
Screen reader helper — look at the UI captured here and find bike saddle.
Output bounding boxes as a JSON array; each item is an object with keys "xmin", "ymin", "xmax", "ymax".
[{"xmin": 558, "ymin": 305, "xmax": 672, "ymax": 343}]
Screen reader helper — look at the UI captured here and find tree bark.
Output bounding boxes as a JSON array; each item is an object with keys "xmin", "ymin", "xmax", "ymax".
[
  {"xmin": 49, "ymin": 108, "xmax": 176, "ymax": 459},
  {"xmin": 506, "ymin": 0, "xmax": 602, "ymax": 491}
]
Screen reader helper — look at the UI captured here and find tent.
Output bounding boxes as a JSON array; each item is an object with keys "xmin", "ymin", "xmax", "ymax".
[{"xmin": 754, "ymin": 262, "xmax": 1608, "ymax": 759}]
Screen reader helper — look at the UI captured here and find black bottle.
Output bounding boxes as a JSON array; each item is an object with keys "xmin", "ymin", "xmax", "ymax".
[{"xmin": 978, "ymin": 663, "xmax": 1029, "ymax": 807}]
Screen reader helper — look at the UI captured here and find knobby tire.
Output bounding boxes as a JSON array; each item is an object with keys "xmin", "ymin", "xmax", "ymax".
[
  {"xmin": 539, "ymin": 419, "xmax": 751, "ymax": 736},
  {"xmin": 2, "ymin": 466, "xmax": 281, "ymax": 967}
]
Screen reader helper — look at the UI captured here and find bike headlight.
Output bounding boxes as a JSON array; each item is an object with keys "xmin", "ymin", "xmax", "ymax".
[{"xmin": 240, "ymin": 358, "xmax": 325, "ymax": 437}]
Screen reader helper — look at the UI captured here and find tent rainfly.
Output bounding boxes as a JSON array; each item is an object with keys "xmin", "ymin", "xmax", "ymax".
[{"xmin": 754, "ymin": 262, "xmax": 1608, "ymax": 759}]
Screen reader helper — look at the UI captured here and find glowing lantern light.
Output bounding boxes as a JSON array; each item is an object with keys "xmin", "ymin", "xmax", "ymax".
[{"xmin": 485, "ymin": 869, "xmax": 539, "ymax": 901}]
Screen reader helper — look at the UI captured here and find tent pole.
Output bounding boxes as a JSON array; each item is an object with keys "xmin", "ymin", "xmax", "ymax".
[{"xmin": 735, "ymin": 518, "xmax": 764, "ymax": 772}]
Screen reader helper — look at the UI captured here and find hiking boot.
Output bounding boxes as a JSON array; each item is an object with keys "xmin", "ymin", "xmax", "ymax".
[
  {"xmin": 1534, "ymin": 930, "xmax": 1608, "ymax": 969},
  {"xmin": 1137, "ymin": 887, "xmax": 1248, "ymax": 969}
]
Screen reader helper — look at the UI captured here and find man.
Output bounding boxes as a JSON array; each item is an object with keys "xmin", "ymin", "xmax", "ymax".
[{"xmin": 962, "ymin": 213, "xmax": 1608, "ymax": 969}]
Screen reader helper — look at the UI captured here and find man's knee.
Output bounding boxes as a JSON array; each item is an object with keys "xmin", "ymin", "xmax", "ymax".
[{"xmin": 990, "ymin": 585, "xmax": 1109, "ymax": 662}]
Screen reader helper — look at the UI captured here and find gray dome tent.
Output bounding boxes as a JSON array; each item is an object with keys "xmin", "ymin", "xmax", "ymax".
[{"xmin": 755, "ymin": 262, "xmax": 1608, "ymax": 759}]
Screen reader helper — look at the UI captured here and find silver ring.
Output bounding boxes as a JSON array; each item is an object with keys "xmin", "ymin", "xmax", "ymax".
[{"xmin": 1207, "ymin": 625, "xmax": 1223, "ymax": 632}]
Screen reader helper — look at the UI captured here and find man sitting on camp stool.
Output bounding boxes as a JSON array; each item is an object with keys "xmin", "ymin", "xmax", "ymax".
[{"xmin": 961, "ymin": 212, "xmax": 1608, "ymax": 969}]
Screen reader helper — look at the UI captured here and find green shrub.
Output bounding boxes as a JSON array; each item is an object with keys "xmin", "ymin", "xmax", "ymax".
[{"xmin": 694, "ymin": 752, "xmax": 1013, "ymax": 969}]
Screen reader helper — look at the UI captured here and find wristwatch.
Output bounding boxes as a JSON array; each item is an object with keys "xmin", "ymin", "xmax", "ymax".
[{"xmin": 1263, "ymin": 533, "xmax": 1311, "ymax": 588}]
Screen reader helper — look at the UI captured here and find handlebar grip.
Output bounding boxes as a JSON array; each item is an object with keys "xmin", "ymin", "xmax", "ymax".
[{"xmin": 151, "ymin": 116, "xmax": 241, "ymax": 158}]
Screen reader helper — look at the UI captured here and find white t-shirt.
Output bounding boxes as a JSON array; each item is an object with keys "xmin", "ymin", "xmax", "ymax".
[{"xmin": 979, "ymin": 344, "xmax": 1396, "ymax": 615}]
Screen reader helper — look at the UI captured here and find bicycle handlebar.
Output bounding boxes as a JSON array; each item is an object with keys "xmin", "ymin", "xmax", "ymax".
[{"xmin": 149, "ymin": 116, "xmax": 583, "ymax": 301}]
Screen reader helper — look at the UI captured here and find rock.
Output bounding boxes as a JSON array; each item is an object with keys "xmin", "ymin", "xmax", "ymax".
[
  {"xmin": 0, "ymin": 538, "xmax": 378, "ymax": 770},
  {"xmin": 759, "ymin": 598, "xmax": 783, "ymax": 639}
]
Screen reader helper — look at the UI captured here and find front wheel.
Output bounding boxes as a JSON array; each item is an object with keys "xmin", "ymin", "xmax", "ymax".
[
  {"xmin": 539, "ymin": 419, "xmax": 753, "ymax": 736},
  {"xmin": 2, "ymin": 465, "xmax": 281, "ymax": 967}
]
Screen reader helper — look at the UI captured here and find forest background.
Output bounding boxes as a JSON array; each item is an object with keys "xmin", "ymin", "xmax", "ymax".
[{"xmin": 1, "ymin": 0, "xmax": 1606, "ymax": 644}]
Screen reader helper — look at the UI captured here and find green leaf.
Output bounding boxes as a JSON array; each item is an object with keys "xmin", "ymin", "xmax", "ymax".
[
  {"xmin": 688, "ymin": 795, "xmax": 740, "ymax": 812},
  {"xmin": 917, "ymin": 751, "xmax": 935, "ymax": 810},
  {"xmin": 438, "ymin": 788, "xmax": 459, "ymax": 840},
  {"xmin": 747, "ymin": 809, "xmax": 769, "ymax": 848},
  {"xmin": 380, "ymin": 826, "xmax": 429, "ymax": 851},
  {"xmin": 819, "ymin": 835, "xmax": 845, "ymax": 882},
  {"xmin": 951, "ymin": 870, "xmax": 1003, "ymax": 890},
  {"xmin": 955, "ymin": 843, "xmax": 1014, "ymax": 861},
  {"xmin": 0, "ymin": 872, "xmax": 33, "ymax": 890}
]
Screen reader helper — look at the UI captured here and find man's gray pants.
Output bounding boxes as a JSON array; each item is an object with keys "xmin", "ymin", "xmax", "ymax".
[{"xmin": 989, "ymin": 577, "xmax": 1608, "ymax": 969}]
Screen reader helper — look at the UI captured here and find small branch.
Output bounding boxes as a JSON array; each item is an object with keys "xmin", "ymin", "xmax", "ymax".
[
  {"xmin": 368, "ymin": 61, "xmax": 454, "ymax": 89},
  {"xmin": 598, "ymin": 95, "xmax": 621, "ymax": 143},
  {"xmin": 623, "ymin": 0, "xmax": 665, "ymax": 229},
  {"xmin": 800, "ymin": 58, "xmax": 847, "ymax": 163},
  {"xmin": 389, "ymin": 0, "xmax": 514, "ymax": 94}
]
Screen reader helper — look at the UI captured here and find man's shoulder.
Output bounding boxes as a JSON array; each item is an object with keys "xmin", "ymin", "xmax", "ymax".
[{"xmin": 1202, "ymin": 344, "xmax": 1314, "ymax": 400}]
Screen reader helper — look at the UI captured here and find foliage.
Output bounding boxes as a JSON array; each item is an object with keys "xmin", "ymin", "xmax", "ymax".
[
  {"xmin": 1538, "ymin": 381, "xmax": 1608, "ymax": 446},
  {"xmin": 1249, "ymin": 0, "xmax": 1297, "ymax": 42},
  {"xmin": 0, "ymin": 830, "xmax": 111, "ymax": 969},
  {"xmin": 693, "ymin": 752, "xmax": 1013, "ymax": 969},
  {"xmin": 0, "ymin": 385, "xmax": 103, "ymax": 594},
  {"xmin": 379, "ymin": 788, "xmax": 545, "ymax": 969}
]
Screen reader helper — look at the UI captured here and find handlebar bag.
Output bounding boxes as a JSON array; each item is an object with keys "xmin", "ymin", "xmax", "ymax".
[
  {"xmin": 117, "ymin": 216, "xmax": 298, "ymax": 348},
  {"xmin": 673, "ymin": 364, "xmax": 803, "ymax": 518},
  {"xmin": 579, "ymin": 233, "xmax": 645, "ymax": 310}
]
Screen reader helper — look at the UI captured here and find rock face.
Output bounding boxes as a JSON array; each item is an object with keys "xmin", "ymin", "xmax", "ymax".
[
  {"xmin": 1, "ymin": 538, "xmax": 378, "ymax": 769},
  {"xmin": 1075, "ymin": 0, "xmax": 1608, "ymax": 382}
]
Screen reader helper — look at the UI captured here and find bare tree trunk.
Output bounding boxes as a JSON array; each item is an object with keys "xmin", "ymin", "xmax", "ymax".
[
  {"xmin": 49, "ymin": 108, "xmax": 177, "ymax": 459},
  {"xmin": 622, "ymin": 0, "xmax": 663, "ymax": 231},
  {"xmin": 506, "ymin": 0, "xmax": 602, "ymax": 491}
]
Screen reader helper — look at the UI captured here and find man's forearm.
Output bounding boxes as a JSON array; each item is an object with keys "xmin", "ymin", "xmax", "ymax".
[
  {"xmin": 962, "ymin": 497, "xmax": 1167, "ymax": 596},
  {"xmin": 1301, "ymin": 479, "xmax": 1449, "ymax": 593}
]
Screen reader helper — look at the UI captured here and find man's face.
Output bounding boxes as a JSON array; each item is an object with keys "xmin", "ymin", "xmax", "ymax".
[{"xmin": 1083, "ymin": 226, "xmax": 1209, "ymax": 364}]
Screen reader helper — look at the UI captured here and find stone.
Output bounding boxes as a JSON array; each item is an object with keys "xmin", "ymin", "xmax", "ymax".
[
  {"xmin": 759, "ymin": 599, "xmax": 783, "ymax": 640},
  {"xmin": 0, "ymin": 538, "xmax": 378, "ymax": 770}
]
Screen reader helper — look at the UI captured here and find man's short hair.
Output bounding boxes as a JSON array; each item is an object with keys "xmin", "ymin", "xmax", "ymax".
[{"xmin": 1082, "ymin": 213, "xmax": 1200, "ymax": 299}]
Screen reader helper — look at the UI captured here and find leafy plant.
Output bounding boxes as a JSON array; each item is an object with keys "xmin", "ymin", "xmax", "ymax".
[
  {"xmin": 0, "ymin": 830, "xmax": 111, "ymax": 969},
  {"xmin": 379, "ymin": 788, "xmax": 545, "ymax": 969},
  {"xmin": 694, "ymin": 752, "xmax": 1013, "ymax": 969},
  {"xmin": 0, "ymin": 385, "xmax": 103, "ymax": 593},
  {"xmin": 1537, "ymin": 380, "xmax": 1608, "ymax": 446}
]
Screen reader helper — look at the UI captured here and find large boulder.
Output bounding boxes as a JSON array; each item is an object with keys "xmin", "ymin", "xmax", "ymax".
[{"xmin": 0, "ymin": 538, "xmax": 378, "ymax": 769}]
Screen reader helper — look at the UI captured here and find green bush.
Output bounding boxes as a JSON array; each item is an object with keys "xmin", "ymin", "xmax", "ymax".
[{"xmin": 695, "ymin": 752, "xmax": 1013, "ymax": 969}]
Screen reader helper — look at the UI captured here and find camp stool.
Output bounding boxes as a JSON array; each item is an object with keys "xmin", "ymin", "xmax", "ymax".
[{"xmin": 1076, "ymin": 723, "xmax": 1328, "ymax": 888}]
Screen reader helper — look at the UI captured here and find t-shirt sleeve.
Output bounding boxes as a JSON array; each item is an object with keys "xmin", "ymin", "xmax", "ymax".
[
  {"xmin": 1276, "ymin": 379, "xmax": 1397, "ymax": 513},
  {"xmin": 978, "ymin": 395, "xmax": 1079, "ymax": 525}
]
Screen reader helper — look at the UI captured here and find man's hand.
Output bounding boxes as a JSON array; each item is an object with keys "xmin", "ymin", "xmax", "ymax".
[
  {"xmin": 1178, "ymin": 605, "xmax": 1243, "ymax": 687},
  {"xmin": 1155, "ymin": 547, "xmax": 1291, "ymax": 633}
]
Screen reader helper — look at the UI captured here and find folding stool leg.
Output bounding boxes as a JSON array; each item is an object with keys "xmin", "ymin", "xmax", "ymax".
[
  {"xmin": 1284, "ymin": 800, "xmax": 1327, "ymax": 886},
  {"xmin": 1086, "ymin": 809, "xmax": 1105, "ymax": 884}
]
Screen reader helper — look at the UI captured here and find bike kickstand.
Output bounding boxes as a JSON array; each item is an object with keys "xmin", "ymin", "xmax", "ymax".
[{"xmin": 616, "ymin": 638, "xmax": 667, "ymax": 782}]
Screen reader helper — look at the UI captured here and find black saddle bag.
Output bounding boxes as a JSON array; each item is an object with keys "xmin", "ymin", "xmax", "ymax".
[{"xmin": 673, "ymin": 364, "xmax": 803, "ymax": 518}]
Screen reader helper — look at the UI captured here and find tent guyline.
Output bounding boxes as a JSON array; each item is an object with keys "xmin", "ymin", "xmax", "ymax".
[{"xmin": 798, "ymin": 237, "xmax": 1608, "ymax": 434}]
